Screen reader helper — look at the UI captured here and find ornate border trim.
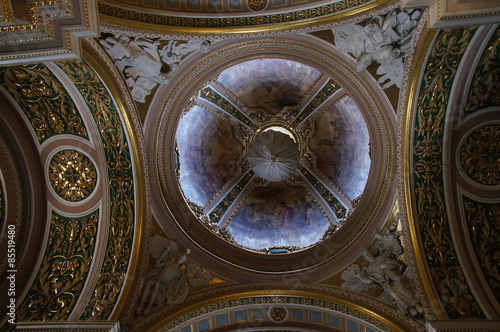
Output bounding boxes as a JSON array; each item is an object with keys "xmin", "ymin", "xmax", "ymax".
[
  {"xmin": 403, "ymin": 27, "xmax": 485, "ymax": 319},
  {"xmin": 99, "ymin": 0, "xmax": 400, "ymax": 38}
]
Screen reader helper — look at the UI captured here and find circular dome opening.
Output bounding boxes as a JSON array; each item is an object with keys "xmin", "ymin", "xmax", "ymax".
[
  {"xmin": 172, "ymin": 57, "xmax": 374, "ymax": 255},
  {"xmin": 248, "ymin": 127, "xmax": 300, "ymax": 182}
]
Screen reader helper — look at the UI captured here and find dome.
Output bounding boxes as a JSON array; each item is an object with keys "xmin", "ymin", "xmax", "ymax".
[{"xmin": 174, "ymin": 58, "xmax": 371, "ymax": 253}]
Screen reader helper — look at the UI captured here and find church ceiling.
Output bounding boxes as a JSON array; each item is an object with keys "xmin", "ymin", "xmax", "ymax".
[{"xmin": 0, "ymin": 1, "xmax": 499, "ymax": 331}]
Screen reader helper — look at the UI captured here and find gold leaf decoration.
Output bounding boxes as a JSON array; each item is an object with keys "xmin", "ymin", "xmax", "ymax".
[
  {"xmin": 463, "ymin": 197, "xmax": 500, "ymax": 303},
  {"xmin": 413, "ymin": 27, "xmax": 485, "ymax": 319},
  {"xmin": 0, "ymin": 64, "xmax": 88, "ymax": 142},
  {"xmin": 248, "ymin": 0, "xmax": 267, "ymax": 11},
  {"xmin": 56, "ymin": 59, "xmax": 134, "ymax": 320},
  {"xmin": 48, "ymin": 150, "xmax": 98, "ymax": 201},
  {"xmin": 465, "ymin": 26, "xmax": 500, "ymax": 115},
  {"xmin": 17, "ymin": 211, "xmax": 98, "ymax": 321}
]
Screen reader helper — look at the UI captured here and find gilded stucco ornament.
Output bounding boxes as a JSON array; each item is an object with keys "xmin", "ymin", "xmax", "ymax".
[
  {"xmin": 412, "ymin": 27, "xmax": 485, "ymax": 319},
  {"xmin": 269, "ymin": 306, "xmax": 287, "ymax": 321},
  {"xmin": 248, "ymin": 0, "xmax": 267, "ymax": 11},
  {"xmin": 465, "ymin": 26, "xmax": 500, "ymax": 115},
  {"xmin": 49, "ymin": 149, "xmax": 97, "ymax": 202},
  {"xmin": 56, "ymin": 59, "xmax": 136, "ymax": 320},
  {"xmin": 463, "ymin": 197, "xmax": 500, "ymax": 303},
  {"xmin": 460, "ymin": 124, "xmax": 500, "ymax": 185},
  {"xmin": 17, "ymin": 211, "xmax": 99, "ymax": 322},
  {"xmin": 0, "ymin": 64, "xmax": 88, "ymax": 143}
]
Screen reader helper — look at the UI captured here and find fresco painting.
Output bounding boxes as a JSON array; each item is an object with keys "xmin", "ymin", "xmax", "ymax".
[
  {"xmin": 176, "ymin": 106, "xmax": 243, "ymax": 206},
  {"xmin": 309, "ymin": 96, "xmax": 371, "ymax": 199},
  {"xmin": 217, "ymin": 58, "xmax": 322, "ymax": 113},
  {"xmin": 226, "ymin": 182, "xmax": 330, "ymax": 250}
]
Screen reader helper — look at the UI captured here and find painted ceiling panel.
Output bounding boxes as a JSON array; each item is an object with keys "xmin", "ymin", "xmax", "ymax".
[
  {"xmin": 227, "ymin": 182, "xmax": 330, "ymax": 251},
  {"xmin": 176, "ymin": 106, "xmax": 243, "ymax": 206},
  {"xmin": 216, "ymin": 58, "xmax": 322, "ymax": 113},
  {"xmin": 309, "ymin": 96, "xmax": 370, "ymax": 199}
]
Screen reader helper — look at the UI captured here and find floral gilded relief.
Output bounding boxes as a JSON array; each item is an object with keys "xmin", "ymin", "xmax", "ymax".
[
  {"xmin": 460, "ymin": 125, "xmax": 500, "ymax": 185},
  {"xmin": 413, "ymin": 27, "xmax": 485, "ymax": 319},
  {"xmin": 17, "ymin": 211, "xmax": 98, "ymax": 321},
  {"xmin": 56, "ymin": 59, "xmax": 135, "ymax": 320},
  {"xmin": 0, "ymin": 64, "xmax": 88, "ymax": 142},
  {"xmin": 48, "ymin": 150, "xmax": 97, "ymax": 202},
  {"xmin": 463, "ymin": 197, "xmax": 500, "ymax": 303},
  {"xmin": 465, "ymin": 26, "xmax": 500, "ymax": 115}
]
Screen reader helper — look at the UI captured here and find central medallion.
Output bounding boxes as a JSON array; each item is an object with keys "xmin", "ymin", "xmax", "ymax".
[{"xmin": 247, "ymin": 126, "xmax": 300, "ymax": 182}]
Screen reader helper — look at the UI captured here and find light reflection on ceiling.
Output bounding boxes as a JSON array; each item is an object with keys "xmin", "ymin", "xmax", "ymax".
[{"xmin": 175, "ymin": 58, "xmax": 370, "ymax": 253}]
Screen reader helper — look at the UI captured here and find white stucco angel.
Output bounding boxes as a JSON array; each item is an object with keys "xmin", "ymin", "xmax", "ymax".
[
  {"xmin": 136, "ymin": 240, "xmax": 190, "ymax": 316},
  {"xmin": 341, "ymin": 215, "xmax": 423, "ymax": 316},
  {"xmin": 332, "ymin": 8, "xmax": 422, "ymax": 88},
  {"xmin": 160, "ymin": 40, "xmax": 211, "ymax": 71}
]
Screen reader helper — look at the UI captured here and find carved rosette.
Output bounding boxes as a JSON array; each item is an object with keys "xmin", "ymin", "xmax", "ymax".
[
  {"xmin": 460, "ymin": 124, "xmax": 500, "ymax": 185},
  {"xmin": 269, "ymin": 306, "xmax": 287, "ymax": 321},
  {"xmin": 248, "ymin": 0, "xmax": 267, "ymax": 11},
  {"xmin": 48, "ymin": 150, "xmax": 97, "ymax": 202}
]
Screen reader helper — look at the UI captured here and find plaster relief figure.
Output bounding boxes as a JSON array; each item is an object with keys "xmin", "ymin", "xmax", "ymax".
[
  {"xmin": 136, "ymin": 242, "xmax": 190, "ymax": 316},
  {"xmin": 100, "ymin": 35, "xmax": 211, "ymax": 102},
  {"xmin": 136, "ymin": 235, "xmax": 213, "ymax": 316},
  {"xmin": 341, "ymin": 214, "xmax": 423, "ymax": 317},
  {"xmin": 332, "ymin": 8, "xmax": 422, "ymax": 89},
  {"xmin": 160, "ymin": 40, "xmax": 211, "ymax": 71}
]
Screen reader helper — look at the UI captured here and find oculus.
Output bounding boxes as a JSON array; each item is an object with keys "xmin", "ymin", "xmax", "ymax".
[{"xmin": 174, "ymin": 58, "xmax": 371, "ymax": 254}]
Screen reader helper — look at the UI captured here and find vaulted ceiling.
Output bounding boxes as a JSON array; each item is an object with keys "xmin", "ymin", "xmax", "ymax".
[{"xmin": 0, "ymin": 0, "xmax": 499, "ymax": 331}]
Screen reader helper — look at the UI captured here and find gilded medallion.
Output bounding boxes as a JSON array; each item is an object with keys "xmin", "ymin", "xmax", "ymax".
[
  {"xmin": 460, "ymin": 124, "xmax": 500, "ymax": 186},
  {"xmin": 48, "ymin": 149, "xmax": 97, "ymax": 201}
]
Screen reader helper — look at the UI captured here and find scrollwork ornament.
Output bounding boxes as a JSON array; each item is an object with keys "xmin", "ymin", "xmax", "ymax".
[
  {"xmin": 48, "ymin": 149, "xmax": 97, "ymax": 201},
  {"xmin": 17, "ymin": 211, "xmax": 98, "ymax": 322},
  {"xmin": 0, "ymin": 64, "xmax": 88, "ymax": 142},
  {"xmin": 56, "ymin": 59, "xmax": 135, "ymax": 320},
  {"xmin": 465, "ymin": 26, "xmax": 500, "ymax": 114},
  {"xmin": 413, "ymin": 27, "xmax": 484, "ymax": 319},
  {"xmin": 463, "ymin": 197, "xmax": 500, "ymax": 302}
]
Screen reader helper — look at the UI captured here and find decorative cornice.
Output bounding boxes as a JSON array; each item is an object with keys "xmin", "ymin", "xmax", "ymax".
[
  {"xmin": 98, "ymin": 0, "xmax": 375, "ymax": 29},
  {"xmin": 0, "ymin": 0, "xmax": 99, "ymax": 65},
  {"xmin": 99, "ymin": 1, "xmax": 400, "ymax": 39},
  {"xmin": 134, "ymin": 285, "xmax": 424, "ymax": 332}
]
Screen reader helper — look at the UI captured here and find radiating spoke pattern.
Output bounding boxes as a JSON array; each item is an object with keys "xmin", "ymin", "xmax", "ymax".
[{"xmin": 175, "ymin": 58, "xmax": 371, "ymax": 253}]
